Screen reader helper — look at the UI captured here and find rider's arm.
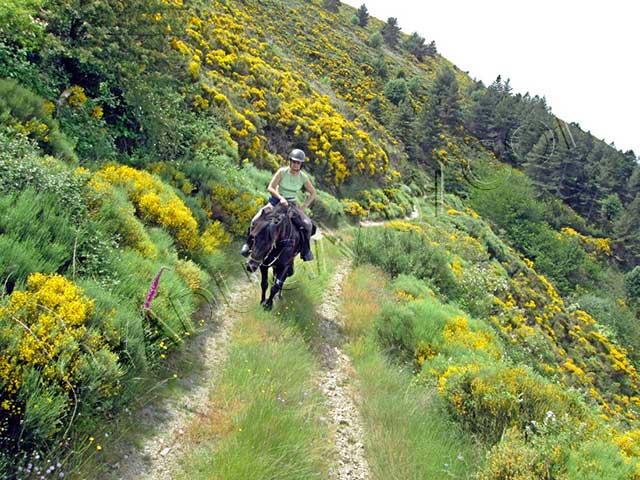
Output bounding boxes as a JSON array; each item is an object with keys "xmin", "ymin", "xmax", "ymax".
[
  {"xmin": 301, "ymin": 178, "xmax": 316, "ymax": 210},
  {"xmin": 267, "ymin": 169, "xmax": 285, "ymax": 202}
]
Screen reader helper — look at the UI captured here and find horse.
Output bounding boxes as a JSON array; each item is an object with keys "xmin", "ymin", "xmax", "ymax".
[{"xmin": 245, "ymin": 203, "xmax": 302, "ymax": 310}]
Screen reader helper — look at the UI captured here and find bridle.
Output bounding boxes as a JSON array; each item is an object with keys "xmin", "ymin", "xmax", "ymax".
[{"xmin": 248, "ymin": 215, "xmax": 297, "ymax": 268}]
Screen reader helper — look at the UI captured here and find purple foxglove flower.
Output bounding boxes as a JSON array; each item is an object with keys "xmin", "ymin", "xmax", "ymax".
[{"xmin": 144, "ymin": 267, "xmax": 166, "ymax": 309}]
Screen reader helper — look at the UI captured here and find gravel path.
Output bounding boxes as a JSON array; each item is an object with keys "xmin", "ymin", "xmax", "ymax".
[
  {"xmin": 316, "ymin": 260, "xmax": 370, "ymax": 480},
  {"xmin": 358, "ymin": 204, "xmax": 420, "ymax": 227},
  {"xmin": 113, "ymin": 280, "xmax": 254, "ymax": 480}
]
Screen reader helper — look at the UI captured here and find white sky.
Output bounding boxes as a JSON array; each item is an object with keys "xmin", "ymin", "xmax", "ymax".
[{"xmin": 342, "ymin": 0, "xmax": 640, "ymax": 156}]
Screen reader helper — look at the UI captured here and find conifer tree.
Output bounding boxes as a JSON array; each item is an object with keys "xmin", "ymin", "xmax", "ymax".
[
  {"xmin": 430, "ymin": 66, "xmax": 461, "ymax": 128},
  {"xmin": 404, "ymin": 32, "xmax": 428, "ymax": 61},
  {"xmin": 323, "ymin": 0, "xmax": 340, "ymax": 13},
  {"xmin": 425, "ymin": 40, "xmax": 438, "ymax": 57},
  {"xmin": 356, "ymin": 4, "xmax": 369, "ymax": 27},
  {"xmin": 628, "ymin": 164, "xmax": 640, "ymax": 204},
  {"xmin": 391, "ymin": 100, "xmax": 416, "ymax": 155},
  {"xmin": 524, "ymin": 130, "xmax": 556, "ymax": 198},
  {"xmin": 413, "ymin": 101, "xmax": 441, "ymax": 165},
  {"xmin": 615, "ymin": 193, "xmax": 640, "ymax": 266},
  {"xmin": 381, "ymin": 17, "xmax": 400, "ymax": 48}
]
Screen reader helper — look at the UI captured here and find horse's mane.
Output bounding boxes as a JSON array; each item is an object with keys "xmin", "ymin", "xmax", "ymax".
[{"xmin": 252, "ymin": 204, "xmax": 298, "ymax": 246}]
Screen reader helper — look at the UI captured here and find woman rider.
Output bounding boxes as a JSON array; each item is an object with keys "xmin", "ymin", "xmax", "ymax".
[{"xmin": 240, "ymin": 148, "xmax": 317, "ymax": 261}]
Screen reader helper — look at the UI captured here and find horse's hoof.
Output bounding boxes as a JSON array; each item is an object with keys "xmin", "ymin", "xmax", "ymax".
[{"xmin": 261, "ymin": 301, "xmax": 272, "ymax": 311}]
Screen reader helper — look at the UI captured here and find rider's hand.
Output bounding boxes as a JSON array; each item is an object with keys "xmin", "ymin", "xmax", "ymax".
[{"xmin": 280, "ymin": 198, "xmax": 289, "ymax": 207}]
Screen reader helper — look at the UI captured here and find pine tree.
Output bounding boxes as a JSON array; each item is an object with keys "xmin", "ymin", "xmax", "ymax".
[
  {"xmin": 425, "ymin": 40, "xmax": 437, "ymax": 57},
  {"xmin": 391, "ymin": 100, "xmax": 416, "ymax": 156},
  {"xmin": 381, "ymin": 17, "xmax": 400, "ymax": 48},
  {"xmin": 367, "ymin": 96, "xmax": 383, "ymax": 121},
  {"xmin": 430, "ymin": 66, "xmax": 461, "ymax": 129},
  {"xmin": 524, "ymin": 130, "xmax": 557, "ymax": 197},
  {"xmin": 615, "ymin": 194, "xmax": 640, "ymax": 266},
  {"xmin": 323, "ymin": 0, "xmax": 340, "ymax": 13},
  {"xmin": 356, "ymin": 4, "xmax": 369, "ymax": 27},
  {"xmin": 628, "ymin": 164, "xmax": 640, "ymax": 204},
  {"xmin": 413, "ymin": 101, "xmax": 442, "ymax": 166},
  {"xmin": 404, "ymin": 32, "xmax": 428, "ymax": 61}
]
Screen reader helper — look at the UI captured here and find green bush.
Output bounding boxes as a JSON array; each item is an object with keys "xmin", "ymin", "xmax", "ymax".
[
  {"xmin": 0, "ymin": 79, "xmax": 76, "ymax": 161},
  {"xmin": 367, "ymin": 32, "xmax": 383, "ymax": 48},
  {"xmin": 0, "ymin": 189, "xmax": 79, "ymax": 290},
  {"xmin": 441, "ymin": 364, "xmax": 588, "ymax": 444},
  {"xmin": 390, "ymin": 274, "xmax": 435, "ymax": 300},
  {"xmin": 353, "ymin": 227, "xmax": 458, "ymax": 299},
  {"xmin": 310, "ymin": 190, "xmax": 345, "ymax": 227},
  {"xmin": 566, "ymin": 440, "xmax": 634, "ymax": 480},
  {"xmin": 78, "ymin": 279, "xmax": 148, "ymax": 371},
  {"xmin": 625, "ymin": 266, "xmax": 640, "ymax": 305},
  {"xmin": 0, "ymin": 130, "xmax": 86, "ymax": 218},
  {"xmin": 476, "ymin": 427, "xmax": 545, "ymax": 480},
  {"xmin": 383, "ymin": 78, "xmax": 408, "ymax": 105},
  {"xmin": 375, "ymin": 295, "xmax": 465, "ymax": 362},
  {"xmin": 578, "ymin": 293, "xmax": 640, "ymax": 364}
]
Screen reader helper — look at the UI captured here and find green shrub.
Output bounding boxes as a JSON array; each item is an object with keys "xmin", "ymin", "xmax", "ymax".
[
  {"xmin": 0, "ymin": 189, "xmax": 79, "ymax": 290},
  {"xmin": 353, "ymin": 227, "xmax": 458, "ymax": 299},
  {"xmin": 441, "ymin": 364, "xmax": 587, "ymax": 444},
  {"xmin": 625, "ymin": 266, "xmax": 640, "ymax": 305},
  {"xmin": 310, "ymin": 190, "xmax": 345, "ymax": 227},
  {"xmin": 383, "ymin": 78, "xmax": 408, "ymax": 105},
  {"xmin": 367, "ymin": 32, "xmax": 383, "ymax": 48},
  {"xmin": 566, "ymin": 440, "xmax": 634, "ymax": 479},
  {"xmin": 578, "ymin": 293, "xmax": 640, "ymax": 364},
  {"xmin": 476, "ymin": 427, "xmax": 544, "ymax": 480},
  {"xmin": 0, "ymin": 79, "xmax": 76, "ymax": 161},
  {"xmin": 375, "ymin": 303, "xmax": 417, "ymax": 360},
  {"xmin": 78, "ymin": 279, "xmax": 148, "ymax": 371},
  {"xmin": 390, "ymin": 274, "xmax": 435, "ymax": 300},
  {"xmin": 0, "ymin": 131, "xmax": 86, "ymax": 218}
]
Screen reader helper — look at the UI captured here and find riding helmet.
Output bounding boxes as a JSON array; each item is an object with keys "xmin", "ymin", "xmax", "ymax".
[{"xmin": 289, "ymin": 148, "xmax": 306, "ymax": 163}]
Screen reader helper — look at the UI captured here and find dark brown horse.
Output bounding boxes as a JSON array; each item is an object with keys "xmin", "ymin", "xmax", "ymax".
[{"xmin": 245, "ymin": 203, "xmax": 301, "ymax": 310}]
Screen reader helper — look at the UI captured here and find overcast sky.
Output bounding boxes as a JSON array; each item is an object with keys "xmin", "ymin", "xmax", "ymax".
[{"xmin": 342, "ymin": 0, "xmax": 639, "ymax": 156}]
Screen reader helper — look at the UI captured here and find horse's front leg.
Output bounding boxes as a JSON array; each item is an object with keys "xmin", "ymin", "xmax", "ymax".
[
  {"xmin": 260, "ymin": 266, "xmax": 269, "ymax": 305},
  {"xmin": 263, "ymin": 265, "xmax": 288, "ymax": 310}
]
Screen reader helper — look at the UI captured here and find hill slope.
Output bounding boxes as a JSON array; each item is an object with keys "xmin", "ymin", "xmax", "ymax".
[{"xmin": 1, "ymin": 0, "xmax": 639, "ymax": 477}]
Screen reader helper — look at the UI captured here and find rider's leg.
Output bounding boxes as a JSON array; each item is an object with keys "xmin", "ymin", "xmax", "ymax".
[
  {"xmin": 240, "ymin": 226, "xmax": 253, "ymax": 257},
  {"xmin": 298, "ymin": 216, "xmax": 314, "ymax": 262}
]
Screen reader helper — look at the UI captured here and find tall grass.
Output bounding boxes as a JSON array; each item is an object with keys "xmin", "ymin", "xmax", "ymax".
[
  {"xmin": 174, "ymin": 297, "xmax": 332, "ymax": 479},
  {"xmin": 342, "ymin": 265, "xmax": 484, "ymax": 479},
  {"xmin": 169, "ymin": 241, "xmax": 339, "ymax": 479}
]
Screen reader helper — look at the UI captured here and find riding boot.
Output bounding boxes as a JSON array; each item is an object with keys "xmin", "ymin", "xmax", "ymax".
[
  {"xmin": 240, "ymin": 229, "xmax": 254, "ymax": 257},
  {"xmin": 299, "ymin": 227, "xmax": 314, "ymax": 261}
]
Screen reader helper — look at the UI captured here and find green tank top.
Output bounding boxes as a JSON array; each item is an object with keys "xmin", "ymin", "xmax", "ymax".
[{"xmin": 278, "ymin": 167, "xmax": 307, "ymax": 200}]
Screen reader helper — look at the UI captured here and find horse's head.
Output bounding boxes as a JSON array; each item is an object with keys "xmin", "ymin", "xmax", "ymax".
[{"xmin": 245, "ymin": 205, "xmax": 290, "ymax": 272}]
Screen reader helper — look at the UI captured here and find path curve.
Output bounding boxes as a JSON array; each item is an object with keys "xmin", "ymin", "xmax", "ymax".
[{"xmin": 358, "ymin": 203, "xmax": 420, "ymax": 228}]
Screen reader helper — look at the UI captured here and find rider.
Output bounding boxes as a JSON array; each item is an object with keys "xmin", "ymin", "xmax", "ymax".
[{"xmin": 240, "ymin": 148, "xmax": 317, "ymax": 261}]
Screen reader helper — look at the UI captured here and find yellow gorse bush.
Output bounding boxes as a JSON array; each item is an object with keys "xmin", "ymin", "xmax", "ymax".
[
  {"xmin": 0, "ymin": 273, "xmax": 97, "ymax": 396},
  {"xmin": 443, "ymin": 315, "xmax": 499, "ymax": 357},
  {"xmin": 92, "ymin": 165, "xmax": 200, "ymax": 251},
  {"xmin": 171, "ymin": 2, "xmax": 389, "ymax": 184},
  {"xmin": 560, "ymin": 226, "xmax": 612, "ymax": 257}
]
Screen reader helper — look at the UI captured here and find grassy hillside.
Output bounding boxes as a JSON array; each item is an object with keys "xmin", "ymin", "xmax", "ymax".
[{"xmin": 1, "ymin": 0, "xmax": 639, "ymax": 478}]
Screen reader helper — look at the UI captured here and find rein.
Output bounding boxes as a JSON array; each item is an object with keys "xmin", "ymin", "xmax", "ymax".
[{"xmin": 250, "ymin": 233, "xmax": 297, "ymax": 268}]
